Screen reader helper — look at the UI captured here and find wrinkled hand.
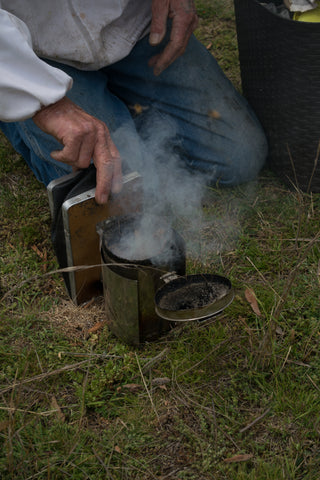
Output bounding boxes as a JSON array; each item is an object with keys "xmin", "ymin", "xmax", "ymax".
[
  {"xmin": 149, "ymin": 0, "xmax": 198, "ymax": 75},
  {"xmin": 33, "ymin": 97, "xmax": 122, "ymax": 204}
]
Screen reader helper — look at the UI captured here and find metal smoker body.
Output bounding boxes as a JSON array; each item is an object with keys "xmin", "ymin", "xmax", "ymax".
[{"xmin": 98, "ymin": 214, "xmax": 186, "ymax": 345}]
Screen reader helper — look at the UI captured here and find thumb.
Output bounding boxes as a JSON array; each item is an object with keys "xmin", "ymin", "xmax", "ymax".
[{"xmin": 149, "ymin": 0, "xmax": 169, "ymax": 45}]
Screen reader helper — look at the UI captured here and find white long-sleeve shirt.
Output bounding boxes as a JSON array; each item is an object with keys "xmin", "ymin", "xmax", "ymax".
[{"xmin": 0, "ymin": 1, "xmax": 152, "ymax": 121}]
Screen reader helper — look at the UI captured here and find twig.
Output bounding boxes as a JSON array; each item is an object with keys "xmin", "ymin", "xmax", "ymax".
[
  {"xmin": 239, "ymin": 407, "xmax": 271, "ymax": 434},
  {"xmin": 135, "ymin": 353, "xmax": 160, "ymax": 425}
]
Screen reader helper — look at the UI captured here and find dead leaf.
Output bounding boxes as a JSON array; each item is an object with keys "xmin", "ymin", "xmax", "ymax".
[
  {"xmin": 128, "ymin": 104, "xmax": 148, "ymax": 115},
  {"xmin": 122, "ymin": 383, "xmax": 142, "ymax": 393},
  {"xmin": 114, "ymin": 445, "xmax": 122, "ymax": 453},
  {"xmin": 245, "ymin": 288, "xmax": 261, "ymax": 316},
  {"xmin": 276, "ymin": 325, "xmax": 284, "ymax": 336},
  {"xmin": 31, "ymin": 245, "xmax": 48, "ymax": 272},
  {"xmin": 208, "ymin": 109, "xmax": 221, "ymax": 119},
  {"xmin": 82, "ymin": 298, "xmax": 95, "ymax": 309},
  {"xmin": 31, "ymin": 244, "xmax": 43, "ymax": 258},
  {"xmin": 206, "ymin": 42, "xmax": 213, "ymax": 49},
  {"xmin": 0, "ymin": 420, "xmax": 9, "ymax": 432},
  {"xmin": 151, "ymin": 377, "xmax": 170, "ymax": 386},
  {"xmin": 50, "ymin": 396, "xmax": 65, "ymax": 422},
  {"xmin": 87, "ymin": 321, "xmax": 107, "ymax": 335},
  {"xmin": 224, "ymin": 454, "xmax": 253, "ymax": 463},
  {"xmin": 157, "ymin": 413, "xmax": 170, "ymax": 424},
  {"xmin": 42, "ymin": 248, "xmax": 47, "ymax": 272}
]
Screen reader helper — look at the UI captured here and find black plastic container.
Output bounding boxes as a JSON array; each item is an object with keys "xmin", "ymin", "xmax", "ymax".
[{"xmin": 234, "ymin": 0, "xmax": 320, "ymax": 192}]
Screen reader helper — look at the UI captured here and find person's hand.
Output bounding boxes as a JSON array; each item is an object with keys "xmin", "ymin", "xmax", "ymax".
[
  {"xmin": 149, "ymin": 0, "xmax": 198, "ymax": 75},
  {"xmin": 33, "ymin": 97, "xmax": 122, "ymax": 204}
]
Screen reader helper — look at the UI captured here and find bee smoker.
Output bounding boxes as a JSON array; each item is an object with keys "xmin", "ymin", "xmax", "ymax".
[{"xmin": 97, "ymin": 213, "xmax": 186, "ymax": 345}]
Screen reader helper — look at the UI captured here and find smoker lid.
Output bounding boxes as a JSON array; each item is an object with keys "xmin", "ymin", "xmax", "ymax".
[{"xmin": 154, "ymin": 273, "xmax": 234, "ymax": 321}]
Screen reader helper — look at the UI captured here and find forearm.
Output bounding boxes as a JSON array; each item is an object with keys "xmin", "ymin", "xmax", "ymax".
[{"xmin": 0, "ymin": 8, "xmax": 72, "ymax": 122}]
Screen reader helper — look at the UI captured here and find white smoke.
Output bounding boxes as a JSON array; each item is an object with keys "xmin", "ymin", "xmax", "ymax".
[{"xmin": 111, "ymin": 111, "xmax": 254, "ymax": 265}]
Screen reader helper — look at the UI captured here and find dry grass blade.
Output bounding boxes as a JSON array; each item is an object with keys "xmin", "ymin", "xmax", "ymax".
[
  {"xmin": 224, "ymin": 454, "xmax": 253, "ymax": 463},
  {"xmin": 141, "ymin": 347, "xmax": 169, "ymax": 373},
  {"xmin": 135, "ymin": 353, "xmax": 161, "ymax": 425},
  {"xmin": 246, "ymin": 256, "xmax": 280, "ymax": 297},
  {"xmin": 92, "ymin": 448, "xmax": 116, "ymax": 479},
  {"xmin": 172, "ymin": 367, "xmax": 240, "ymax": 449},
  {"xmin": 57, "ymin": 351, "xmax": 124, "ymax": 360},
  {"xmin": 273, "ymin": 230, "xmax": 320, "ymax": 320},
  {"xmin": 1, "ymin": 263, "xmax": 167, "ymax": 301},
  {"xmin": 0, "ymin": 406, "xmax": 61, "ymax": 417},
  {"xmin": 177, "ymin": 339, "xmax": 229, "ymax": 377},
  {"xmin": 286, "ymin": 144, "xmax": 301, "ymax": 195},
  {"xmin": 279, "ymin": 346, "xmax": 292, "ymax": 373},
  {"xmin": 306, "ymin": 139, "xmax": 320, "ymax": 194},
  {"xmin": 0, "ymin": 360, "xmax": 90, "ymax": 395},
  {"xmin": 306, "ymin": 374, "xmax": 320, "ymax": 393}
]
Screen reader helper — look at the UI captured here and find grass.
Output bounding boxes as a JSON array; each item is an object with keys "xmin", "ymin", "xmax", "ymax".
[{"xmin": 1, "ymin": 1, "xmax": 320, "ymax": 479}]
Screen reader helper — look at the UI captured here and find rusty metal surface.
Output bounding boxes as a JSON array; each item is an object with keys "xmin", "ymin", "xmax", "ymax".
[{"xmin": 62, "ymin": 172, "xmax": 142, "ymax": 304}]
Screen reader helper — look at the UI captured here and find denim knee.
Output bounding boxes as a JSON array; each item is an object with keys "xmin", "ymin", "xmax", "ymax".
[{"xmin": 227, "ymin": 128, "xmax": 268, "ymax": 185}]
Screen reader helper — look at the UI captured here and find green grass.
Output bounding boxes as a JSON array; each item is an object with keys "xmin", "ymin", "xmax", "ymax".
[{"xmin": 1, "ymin": 2, "xmax": 320, "ymax": 479}]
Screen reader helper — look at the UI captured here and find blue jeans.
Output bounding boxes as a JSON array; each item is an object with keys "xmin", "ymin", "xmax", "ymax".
[{"xmin": 0, "ymin": 32, "xmax": 267, "ymax": 187}]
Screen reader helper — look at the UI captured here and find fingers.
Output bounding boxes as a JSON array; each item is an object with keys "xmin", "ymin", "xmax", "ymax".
[
  {"xmin": 149, "ymin": 0, "xmax": 169, "ymax": 46},
  {"xmin": 33, "ymin": 97, "xmax": 123, "ymax": 205},
  {"xmin": 51, "ymin": 132, "xmax": 93, "ymax": 168},
  {"xmin": 108, "ymin": 139, "xmax": 123, "ymax": 194},
  {"xmin": 149, "ymin": 0, "xmax": 198, "ymax": 76},
  {"xmin": 93, "ymin": 129, "xmax": 122, "ymax": 204}
]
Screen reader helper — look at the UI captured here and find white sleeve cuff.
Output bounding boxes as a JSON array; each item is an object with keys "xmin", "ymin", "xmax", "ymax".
[{"xmin": 0, "ymin": 9, "xmax": 73, "ymax": 122}]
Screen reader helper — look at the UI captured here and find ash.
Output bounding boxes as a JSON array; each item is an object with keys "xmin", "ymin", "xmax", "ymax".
[{"xmin": 158, "ymin": 281, "xmax": 228, "ymax": 311}]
